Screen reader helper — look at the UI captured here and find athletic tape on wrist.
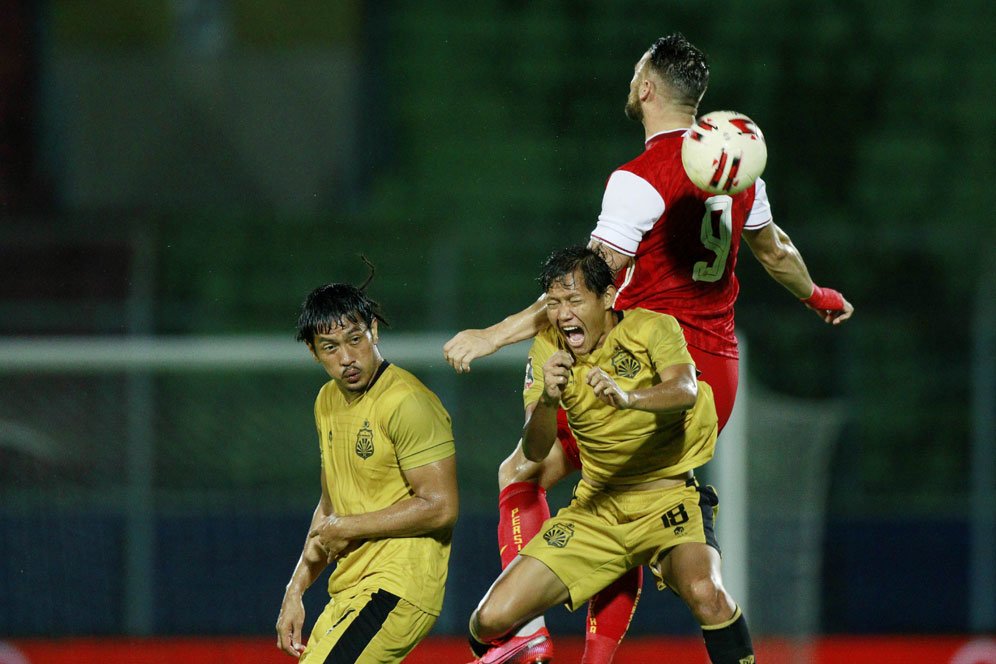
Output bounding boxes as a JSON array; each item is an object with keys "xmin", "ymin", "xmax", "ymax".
[{"xmin": 802, "ymin": 285, "xmax": 845, "ymax": 311}]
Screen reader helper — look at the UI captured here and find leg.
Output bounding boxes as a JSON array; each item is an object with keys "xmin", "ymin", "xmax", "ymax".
[
  {"xmin": 488, "ymin": 438, "xmax": 575, "ymax": 657},
  {"xmin": 496, "ymin": 438, "xmax": 574, "ymax": 575},
  {"xmin": 657, "ymin": 542, "xmax": 736, "ymax": 625},
  {"xmin": 471, "ymin": 555, "xmax": 570, "ymax": 644},
  {"xmin": 301, "ymin": 588, "xmax": 435, "ymax": 664},
  {"xmin": 582, "ymin": 566, "xmax": 642, "ymax": 664},
  {"xmin": 656, "ymin": 544, "xmax": 753, "ymax": 663},
  {"xmin": 472, "ymin": 477, "xmax": 635, "ymax": 664},
  {"xmin": 499, "ymin": 412, "xmax": 641, "ymax": 664},
  {"xmin": 498, "ymin": 429, "xmax": 577, "ymax": 492}
]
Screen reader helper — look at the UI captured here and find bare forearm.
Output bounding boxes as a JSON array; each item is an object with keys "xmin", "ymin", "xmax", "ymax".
[
  {"xmin": 444, "ymin": 298, "xmax": 551, "ymax": 373},
  {"xmin": 337, "ymin": 495, "xmax": 455, "ymax": 541},
  {"xmin": 312, "ymin": 459, "xmax": 458, "ymax": 559},
  {"xmin": 588, "ymin": 364, "xmax": 698, "ymax": 413},
  {"xmin": 745, "ymin": 223, "xmax": 815, "ymax": 298},
  {"xmin": 522, "ymin": 400, "xmax": 560, "ymax": 462},
  {"xmin": 285, "ymin": 503, "xmax": 331, "ymax": 596},
  {"xmin": 761, "ymin": 244, "xmax": 814, "ymax": 297},
  {"xmin": 626, "ymin": 376, "xmax": 698, "ymax": 413},
  {"xmin": 485, "ymin": 298, "xmax": 549, "ymax": 348},
  {"xmin": 743, "ymin": 223, "xmax": 853, "ymax": 324}
]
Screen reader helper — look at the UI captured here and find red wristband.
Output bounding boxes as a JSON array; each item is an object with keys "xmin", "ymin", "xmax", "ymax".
[{"xmin": 802, "ymin": 284, "xmax": 845, "ymax": 311}]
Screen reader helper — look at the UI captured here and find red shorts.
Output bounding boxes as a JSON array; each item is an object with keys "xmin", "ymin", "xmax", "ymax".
[
  {"xmin": 556, "ymin": 346, "xmax": 739, "ymax": 471},
  {"xmin": 555, "ymin": 408, "xmax": 583, "ymax": 469},
  {"xmin": 687, "ymin": 345, "xmax": 738, "ymax": 433}
]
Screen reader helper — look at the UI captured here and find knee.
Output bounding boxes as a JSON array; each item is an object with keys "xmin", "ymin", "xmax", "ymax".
[
  {"xmin": 498, "ymin": 447, "xmax": 538, "ymax": 489},
  {"xmin": 680, "ymin": 576, "xmax": 733, "ymax": 625},
  {"xmin": 472, "ymin": 600, "xmax": 516, "ymax": 643}
]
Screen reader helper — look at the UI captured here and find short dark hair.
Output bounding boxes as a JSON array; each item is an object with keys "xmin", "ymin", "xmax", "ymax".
[
  {"xmin": 538, "ymin": 245, "xmax": 615, "ymax": 296},
  {"xmin": 295, "ymin": 283, "xmax": 388, "ymax": 344},
  {"xmin": 646, "ymin": 33, "xmax": 709, "ymax": 105}
]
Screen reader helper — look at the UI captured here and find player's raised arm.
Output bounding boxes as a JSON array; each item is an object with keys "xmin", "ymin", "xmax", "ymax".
[
  {"xmin": 442, "ymin": 241, "xmax": 635, "ymax": 375},
  {"xmin": 742, "ymin": 221, "xmax": 854, "ymax": 325},
  {"xmin": 443, "ymin": 297, "xmax": 549, "ymax": 373}
]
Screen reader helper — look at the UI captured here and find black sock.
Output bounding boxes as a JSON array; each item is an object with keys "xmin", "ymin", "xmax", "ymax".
[{"xmin": 701, "ymin": 606, "xmax": 755, "ymax": 664}]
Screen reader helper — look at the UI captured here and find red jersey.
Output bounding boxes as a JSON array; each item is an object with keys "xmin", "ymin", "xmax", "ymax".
[{"xmin": 590, "ymin": 129, "xmax": 772, "ymax": 359}]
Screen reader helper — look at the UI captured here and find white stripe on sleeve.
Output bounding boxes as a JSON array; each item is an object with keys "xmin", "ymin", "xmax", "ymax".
[
  {"xmin": 745, "ymin": 177, "xmax": 773, "ymax": 229},
  {"xmin": 589, "ymin": 170, "xmax": 665, "ymax": 257}
]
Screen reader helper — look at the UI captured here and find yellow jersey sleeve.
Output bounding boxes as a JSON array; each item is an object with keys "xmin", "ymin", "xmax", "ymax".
[
  {"xmin": 642, "ymin": 309, "xmax": 695, "ymax": 371},
  {"xmin": 314, "ymin": 385, "xmax": 330, "ymax": 465},
  {"xmin": 385, "ymin": 389, "xmax": 455, "ymax": 471}
]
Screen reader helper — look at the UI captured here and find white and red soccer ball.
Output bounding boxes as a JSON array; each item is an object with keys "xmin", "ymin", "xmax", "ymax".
[{"xmin": 681, "ymin": 110, "xmax": 767, "ymax": 195}]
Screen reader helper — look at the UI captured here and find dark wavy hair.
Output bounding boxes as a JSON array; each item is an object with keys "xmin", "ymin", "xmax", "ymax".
[
  {"xmin": 538, "ymin": 245, "xmax": 615, "ymax": 296},
  {"xmin": 646, "ymin": 33, "xmax": 709, "ymax": 105},
  {"xmin": 295, "ymin": 259, "xmax": 388, "ymax": 344}
]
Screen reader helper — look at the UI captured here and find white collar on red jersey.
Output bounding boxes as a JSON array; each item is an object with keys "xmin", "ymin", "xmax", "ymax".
[{"xmin": 644, "ymin": 128, "xmax": 690, "ymax": 145}]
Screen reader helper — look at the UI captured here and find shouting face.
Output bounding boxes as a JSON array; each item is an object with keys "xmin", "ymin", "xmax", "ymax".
[{"xmin": 543, "ymin": 268, "xmax": 616, "ymax": 357}]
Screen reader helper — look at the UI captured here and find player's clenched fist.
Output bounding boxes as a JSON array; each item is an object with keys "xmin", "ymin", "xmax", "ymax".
[
  {"xmin": 309, "ymin": 514, "xmax": 355, "ymax": 563},
  {"xmin": 587, "ymin": 367, "xmax": 632, "ymax": 409},
  {"xmin": 540, "ymin": 351, "xmax": 574, "ymax": 406}
]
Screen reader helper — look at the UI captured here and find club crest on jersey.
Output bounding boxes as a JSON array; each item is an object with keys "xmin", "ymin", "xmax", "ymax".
[
  {"xmin": 355, "ymin": 420, "xmax": 374, "ymax": 460},
  {"xmin": 524, "ymin": 357, "xmax": 534, "ymax": 390},
  {"xmin": 611, "ymin": 346, "xmax": 641, "ymax": 378},
  {"xmin": 543, "ymin": 522, "xmax": 575, "ymax": 548}
]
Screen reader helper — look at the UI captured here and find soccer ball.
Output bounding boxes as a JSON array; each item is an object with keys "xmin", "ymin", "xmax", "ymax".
[{"xmin": 681, "ymin": 110, "xmax": 767, "ymax": 195}]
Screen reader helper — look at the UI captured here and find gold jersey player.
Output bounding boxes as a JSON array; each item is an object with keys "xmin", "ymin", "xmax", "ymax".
[
  {"xmin": 468, "ymin": 246, "xmax": 754, "ymax": 664},
  {"xmin": 446, "ymin": 33, "xmax": 852, "ymax": 663},
  {"xmin": 276, "ymin": 281, "xmax": 459, "ymax": 663}
]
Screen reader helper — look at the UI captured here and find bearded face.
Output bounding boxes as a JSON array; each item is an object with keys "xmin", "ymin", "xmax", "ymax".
[
  {"xmin": 624, "ymin": 86, "xmax": 642, "ymax": 122},
  {"xmin": 624, "ymin": 52, "xmax": 650, "ymax": 122}
]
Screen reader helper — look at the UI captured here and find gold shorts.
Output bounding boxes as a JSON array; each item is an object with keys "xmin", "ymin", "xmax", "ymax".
[
  {"xmin": 301, "ymin": 586, "xmax": 437, "ymax": 664},
  {"xmin": 519, "ymin": 478, "xmax": 719, "ymax": 611}
]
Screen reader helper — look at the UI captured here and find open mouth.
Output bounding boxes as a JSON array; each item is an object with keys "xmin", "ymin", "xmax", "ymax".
[
  {"xmin": 561, "ymin": 325, "xmax": 585, "ymax": 349},
  {"xmin": 342, "ymin": 368, "xmax": 362, "ymax": 383}
]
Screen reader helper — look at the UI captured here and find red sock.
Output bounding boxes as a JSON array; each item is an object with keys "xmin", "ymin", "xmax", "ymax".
[
  {"xmin": 582, "ymin": 566, "xmax": 642, "ymax": 663},
  {"xmin": 497, "ymin": 482, "xmax": 550, "ymax": 569}
]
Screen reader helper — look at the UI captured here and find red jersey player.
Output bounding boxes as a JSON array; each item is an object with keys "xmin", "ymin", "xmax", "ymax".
[
  {"xmin": 590, "ymin": 128, "xmax": 769, "ymax": 433},
  {"xmin": 448, "ymin": 33, "xmax": 853, "ymax": 664}
]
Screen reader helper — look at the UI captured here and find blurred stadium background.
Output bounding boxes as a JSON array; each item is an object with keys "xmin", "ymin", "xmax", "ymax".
[{"xmin": 0, "ymin": 1, "xmax": 994, "ymax": 663}]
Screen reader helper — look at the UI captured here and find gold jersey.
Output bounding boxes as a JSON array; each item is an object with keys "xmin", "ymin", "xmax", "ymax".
[
  {"xmin": 523, "ymin": 308, "xmax": 717, "ymax": 486},
  {"xmin": 313, "ymin": 362, "xmax": 455, "ymax": 615}
]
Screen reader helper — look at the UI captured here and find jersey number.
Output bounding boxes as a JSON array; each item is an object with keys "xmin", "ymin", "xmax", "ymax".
[
  {"xmin": 692, "ymin": 195, "xmax": 733, "ymax": 283},
  {"xmin": 661, "ymin": 504, "xmax": 690, "ymax": 528}
]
